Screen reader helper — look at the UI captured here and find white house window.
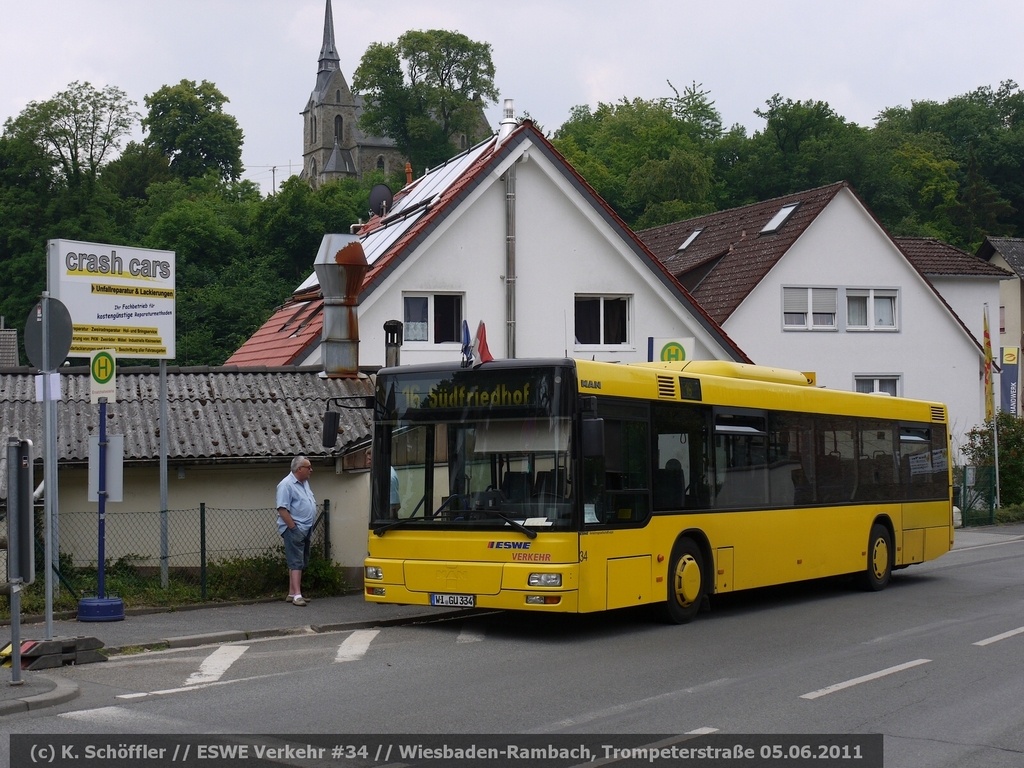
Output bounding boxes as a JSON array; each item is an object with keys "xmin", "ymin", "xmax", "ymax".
[
  {"xmin": 783, "ymin": 287, "xmax": 837, "ymax": 330},
  {"xmin": 847, "ymin": 289, "xmax": 897, "ymax": 330},
  {"xmin": 575, "ymin": 295, "xmax": 630, "ymax": 345},
  {"xmin": 403, "ymin": 294, "xmax": 463, "ymax": 343},
  {"xmin": 855, "ymin": 376, "xmax": 899, "ymax": 396}
]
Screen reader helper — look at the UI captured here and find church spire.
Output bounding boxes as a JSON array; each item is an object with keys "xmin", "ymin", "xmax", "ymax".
[{"xmin": 318, "ymin": 0, "xmax": 340, "ymax": 74}]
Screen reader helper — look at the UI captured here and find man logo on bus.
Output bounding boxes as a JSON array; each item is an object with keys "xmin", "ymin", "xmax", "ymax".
[{"xmin": 660, "ymin": 342, "xmax": 687, "ymax": 362}]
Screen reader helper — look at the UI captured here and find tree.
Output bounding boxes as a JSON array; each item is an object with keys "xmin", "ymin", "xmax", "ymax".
[
  {"xmin": 3, "ymin": 81, "xmax": 139, "ymax": 189},
  {"xmin": 143, "ymin": 80, "xmax": 244, "ymax": 182},
  {"xmin": 553, "ymin": 97, "xmax": 717, "ymax": 227},
  {"xmin": 961, "ymin": 412, "xmax": 1024, "ymax": 507},
  {"xmin": 353, "ymin": 30, "xmax": 498, "ymax": 172}
]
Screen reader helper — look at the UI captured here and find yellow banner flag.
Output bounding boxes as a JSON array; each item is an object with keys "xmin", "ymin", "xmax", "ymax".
[{"xmin": 984, "ymin": 305, "xmax": 995, "ymax": 422}]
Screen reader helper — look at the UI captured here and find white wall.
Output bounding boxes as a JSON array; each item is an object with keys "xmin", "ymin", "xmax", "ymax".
[
  {"xmin": 54, "ymin": 460, "xmax": 369, "ymax": 582},
  {"xmin": 726, "ymin": 189, "xmax": 986, "ymax": 455}
]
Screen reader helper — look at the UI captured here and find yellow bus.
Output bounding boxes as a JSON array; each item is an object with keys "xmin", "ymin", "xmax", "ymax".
[{"xmin": 364, "ymin": 358, "xmax": 953, "ymax": 622}]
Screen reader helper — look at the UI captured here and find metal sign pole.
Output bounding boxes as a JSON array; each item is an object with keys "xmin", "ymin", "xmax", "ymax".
[{"xmin": 41, "ymin": 293, "xmax": 54, "ymax": 641}]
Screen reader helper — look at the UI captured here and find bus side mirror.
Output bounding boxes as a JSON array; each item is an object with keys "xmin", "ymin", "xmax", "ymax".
[
  {"xmin": 582, "ymin": 418, "xmax": 604, "ymax": 458},
  {"xmin": 322, "ymin": 410, "xmax": 341, "ymax": 449}
]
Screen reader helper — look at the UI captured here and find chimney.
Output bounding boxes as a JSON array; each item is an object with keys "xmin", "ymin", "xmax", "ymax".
[
  {"xmin": 314, "ymin": 234, "xmax": 368, "ymax": 377},
  {"xmin": 498, "ymin": 98, "xmax": 517, "ymax": 141}
]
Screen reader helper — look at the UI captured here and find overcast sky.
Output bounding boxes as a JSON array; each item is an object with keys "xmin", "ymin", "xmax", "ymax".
[{"xmin": 3, "ymin": 0, "xmax": 1022, "ymax": 195}]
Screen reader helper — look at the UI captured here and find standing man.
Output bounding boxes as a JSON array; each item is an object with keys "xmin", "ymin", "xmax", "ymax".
[{"xmin": 277, "ymin": 455, "xmax": 316, "ymax": 606}]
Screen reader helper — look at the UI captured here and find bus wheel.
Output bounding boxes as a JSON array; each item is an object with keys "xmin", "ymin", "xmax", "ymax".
[
  {"xmin": 661, "ymin": 539, "xmax": 705, "ymax": 624},
  {"xmin": 862, "ymin": 523, "xmax": 892, "ymax": 591}
]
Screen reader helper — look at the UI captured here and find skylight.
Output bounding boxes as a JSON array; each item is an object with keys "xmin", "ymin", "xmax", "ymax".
[
  {"xmin": 761, "ymin": 203, "xmax": 800, "ymax": 234},
  {"xmin": 677, "ymin": 228, "xmax": 703, "ymax": 251}
]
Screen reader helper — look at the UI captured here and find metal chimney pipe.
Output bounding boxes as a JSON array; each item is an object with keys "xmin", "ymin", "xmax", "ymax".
[
  {"xmin": 314, "ymin": 234, "xmax": 368, "ymax": 377},
  {"xmin": 384, "ymin": 320, "xmax": 403, "ymax": 367}
]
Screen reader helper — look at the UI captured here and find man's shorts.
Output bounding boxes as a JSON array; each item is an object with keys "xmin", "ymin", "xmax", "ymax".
[{"xmin": 282, "ymin": 526, "xmax": 311, "ymax": 571}]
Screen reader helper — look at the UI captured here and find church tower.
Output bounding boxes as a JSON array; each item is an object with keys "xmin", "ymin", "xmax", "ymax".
[{"xmin": 300, "ymin": 0, "xmax": 404, "ymax": 188}]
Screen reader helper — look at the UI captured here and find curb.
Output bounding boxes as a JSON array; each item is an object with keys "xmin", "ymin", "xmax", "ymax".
[
  {"xmin": 0, "ymin": 674, "xmax": 79, "ymax": 716},
  {"xmin": 100, "ymin": 607, "xmax": 479, "ymax": 656}
]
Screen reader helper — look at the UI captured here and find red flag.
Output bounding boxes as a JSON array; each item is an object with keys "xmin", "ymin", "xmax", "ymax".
[{"xmin": 472, "ymin": 321, "xmax": 494, "ymax": 364}]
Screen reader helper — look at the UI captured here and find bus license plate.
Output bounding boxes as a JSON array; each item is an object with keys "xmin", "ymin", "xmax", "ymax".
[{"xmin": 430, "ymin": 593, "xmax": 475, "ymax": 607}]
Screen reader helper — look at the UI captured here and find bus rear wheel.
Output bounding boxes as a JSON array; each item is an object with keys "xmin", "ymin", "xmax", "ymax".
[
  {"xmin": 861, "ymin": 523, "xmax": 892, "ymax": 591},
  {"xmin": 660, "ymin": 539, "xmax": 705, "ymax": 624}
]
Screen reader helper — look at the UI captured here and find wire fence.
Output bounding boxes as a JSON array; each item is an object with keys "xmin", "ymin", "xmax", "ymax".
[
  {"xmin": 956, "ymin": 466, "xmax": 996, "ymax": 527},
  {"xmin": 7, "ymin": 501, "xmax": 332, "ymax": 606}
]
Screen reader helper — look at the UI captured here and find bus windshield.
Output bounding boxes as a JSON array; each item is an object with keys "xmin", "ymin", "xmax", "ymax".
[{"xmin": 374, "ymin": 416, "xmax": 574, "ymax": 533}]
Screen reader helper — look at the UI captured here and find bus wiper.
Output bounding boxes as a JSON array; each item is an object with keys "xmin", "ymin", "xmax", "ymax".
[
  {"xmin": 492, "ymin": 511, "xmax": 538, "ymax": 539},
  {"xmin": 373, "ymin": 494, "xmax": 455, "ymax": 536},
  {"xmin": 373, "ymin": 513, "xmax": 423, "ymax": 536}
]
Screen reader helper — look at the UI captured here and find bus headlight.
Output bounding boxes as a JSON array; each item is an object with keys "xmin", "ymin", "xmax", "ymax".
[
  {"xmin": 528, "ymin": 572, "xmax": 561, "ymax": 587},
  {"xmin": 365, "ymin": 566, "xmax": 383, "ymax": 580}
]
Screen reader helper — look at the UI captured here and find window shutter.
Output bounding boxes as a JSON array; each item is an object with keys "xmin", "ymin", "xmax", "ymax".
[
  {"xmin": 811, "ymin": 288, "xmax": 837, "ymax": 314},
  {"xmin": 783, "ymin": 288, "xmax": 808, "ymax": 313}
]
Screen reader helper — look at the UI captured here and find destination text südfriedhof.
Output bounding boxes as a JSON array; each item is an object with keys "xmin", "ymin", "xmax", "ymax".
[{"xmin": 11, "ymin": 733, "xmax": 883, "ymax": 767}]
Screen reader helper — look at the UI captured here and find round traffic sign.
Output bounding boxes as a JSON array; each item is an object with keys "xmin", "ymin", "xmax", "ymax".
[{"xmin": 23, "ymin": 297, "xmax": 74, "ymax": 370}]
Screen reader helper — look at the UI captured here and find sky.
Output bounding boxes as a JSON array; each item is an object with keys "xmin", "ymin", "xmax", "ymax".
[{"xmin": 3, "ymin": 0, "xmax": 1022, "ymax": 195}]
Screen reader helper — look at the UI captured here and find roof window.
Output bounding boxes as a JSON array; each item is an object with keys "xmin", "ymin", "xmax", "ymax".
[
  {"xmin": 677, "ymin": 228, "xmax": 703, "ymax": 251},
  {"xmin": 761, "ymin": 203, "xmax": 800, "ymax": 234}
]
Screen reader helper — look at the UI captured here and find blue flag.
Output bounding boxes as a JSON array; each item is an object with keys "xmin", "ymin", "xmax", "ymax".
[{"xmin": 461, "ymin": 319, "xmax": 472, "ymax": 363}]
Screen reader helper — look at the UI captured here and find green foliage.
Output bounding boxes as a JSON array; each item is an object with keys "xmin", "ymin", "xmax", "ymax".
[
  {"xmin": 553, "ymin": 96, "xmax": 717, "ymax": 225},
  {"xmin": 353, "ymin": 29, "xmax": 498, "ymax": 173},
  {"xmin": 143, "ymin": 79, "xmax": 244, "ymax": 182},
  {"xmin": 961, "ymin": 411, "xmax": 1024, "ymax": 506},
  {"xmin": 3, "ymin": 81, "xmax": 139, "ymax": 188}
]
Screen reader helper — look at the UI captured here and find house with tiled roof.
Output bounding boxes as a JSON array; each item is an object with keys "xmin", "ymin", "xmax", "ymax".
[
  {"xmin": 0, "ymin": 365, "xmax": 374, "ymax": 582},
  {"xmin": 637, "ymin": 182, "xmax": 1007, "ymax": 453},
  {"xmin": 229, "ymin": 105, "xmax": 749, "ymax": 370},
  {"xmin": 977, "ymin": 236, "xmax": 1024, "ymax": 415},
  {"xmin": 978, "ymin": 236, "xmax": 1024, "ymax": 347}
]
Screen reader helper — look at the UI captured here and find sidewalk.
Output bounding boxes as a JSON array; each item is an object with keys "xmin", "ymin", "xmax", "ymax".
[{"xmin": 4, "ymin": 523, "xmax": 1024, "ymax": 715}]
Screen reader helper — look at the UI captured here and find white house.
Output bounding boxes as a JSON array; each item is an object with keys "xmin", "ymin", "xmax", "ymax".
[
  {"xmin": 637, "ymin": 182, "xmax": 1008, "ymax": 455},
  {"xmin": 228, "ymin": 106, "xmax": 748, "ymax": 371}
]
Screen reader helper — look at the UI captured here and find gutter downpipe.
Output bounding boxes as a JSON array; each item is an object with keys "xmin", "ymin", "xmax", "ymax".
[{"xmin": 499, "ymin": 99, "xmax": 518, "ymax": 358}]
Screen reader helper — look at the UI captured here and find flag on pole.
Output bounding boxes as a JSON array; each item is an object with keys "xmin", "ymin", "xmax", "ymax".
[
  {"xmin": 984, "ymin": 305, "xmax": 995, "ymax": 422},
  {"xmin": 472, "ymin": 321, "xmax": 494, "ymax": 365},
  {"xmin": 461, "ymin": 319, "xmax": 472, "ymax": 367}
]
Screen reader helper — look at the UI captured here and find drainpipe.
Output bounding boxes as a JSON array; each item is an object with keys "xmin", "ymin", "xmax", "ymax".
[{"xmin": 500, "ymin": 99, "xmax": 518, "ymax": 358}]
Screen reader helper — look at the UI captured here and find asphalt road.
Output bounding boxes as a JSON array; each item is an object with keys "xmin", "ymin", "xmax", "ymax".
[{"xmin": 3, "ymin": 529, "xmax": 1023, "ymax": 768}]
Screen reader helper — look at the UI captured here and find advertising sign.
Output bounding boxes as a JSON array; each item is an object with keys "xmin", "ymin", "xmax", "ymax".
[
  {"xmin": 1001, "ymin": 346, "xmax": 1019, "ymax": 415},
  {"xmin": 47, "ymin": 239, "xmax": 176, "ymax": 359}
]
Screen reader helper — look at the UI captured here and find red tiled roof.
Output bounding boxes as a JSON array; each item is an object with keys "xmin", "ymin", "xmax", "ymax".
[
  {"xmin": 896, "ymin": 237, "xmax": 1013, "ymax": 278},
  {"xmin": 638, "ymin": 183, "xmax": 847, "ymax": 324},
  {"xmin": 225, "ymin": 293, "xmax": 323, "ymax": 367}
]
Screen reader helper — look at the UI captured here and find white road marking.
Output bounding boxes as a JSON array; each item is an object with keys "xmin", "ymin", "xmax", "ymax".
[
  {"xmin": 800, "ymin": 659, "xmax": 931, "ymax": 700},
  {"xmin": 184, "ymin": 644, "xmax": 249, "ymax": 686},
  {"xmin": 686, "ymin": 727, "xmax": 719, "ymax": 734},
  {"xmin": 973, "ymin": 625, "xmax": 1024, "ymax": 646},
  {"xmin": 456, "ymin": 627, "xmax": 485, "ymax": 643},
  {"xmin": 335, "ymin": 629, "xmax": 379, "ymax": 662}
]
